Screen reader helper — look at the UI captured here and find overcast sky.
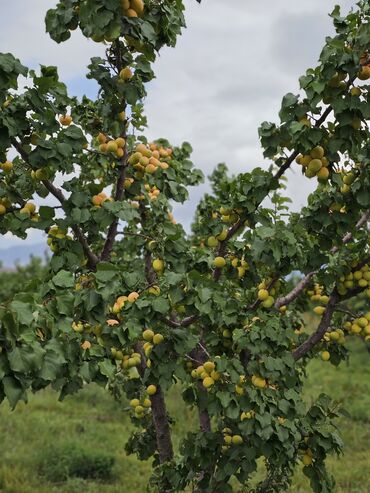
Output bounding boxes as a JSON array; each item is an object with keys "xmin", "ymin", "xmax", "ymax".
[{"xmin": 0, "ymin": 0, "xmax": 355, "ymax": 250}]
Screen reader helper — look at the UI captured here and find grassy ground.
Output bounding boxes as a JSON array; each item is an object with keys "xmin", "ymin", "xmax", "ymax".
[{"xmin": 0, "ymin": 339, "xmax": 368, "ymax": 493}]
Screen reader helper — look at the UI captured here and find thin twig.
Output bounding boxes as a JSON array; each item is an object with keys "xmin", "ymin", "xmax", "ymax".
[
  {"xmin": 198, "ymin": 342, "xmax": 211, "ymax": 359},
  {"xmin": 334, "ymin": 305, "xmax": 359, "ymax": 319}
]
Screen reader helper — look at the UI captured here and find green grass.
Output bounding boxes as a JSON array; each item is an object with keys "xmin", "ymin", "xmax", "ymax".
[{"xmin": 0, "ymin": 339, "xmax": 368, "ymax": 493}]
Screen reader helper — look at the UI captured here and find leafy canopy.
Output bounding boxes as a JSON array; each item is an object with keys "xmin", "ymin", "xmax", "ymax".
[{"xmin": 0, "ymin": 1, "xmax": 369, "ymax": 492}]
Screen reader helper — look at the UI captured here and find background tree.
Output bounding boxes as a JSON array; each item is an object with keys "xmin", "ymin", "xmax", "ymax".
[{"xmin": 0, "ymin": 1, "xmax": 369, "ymax": 492}]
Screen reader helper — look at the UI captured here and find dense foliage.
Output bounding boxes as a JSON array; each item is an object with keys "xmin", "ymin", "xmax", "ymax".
[
  {"xmin": 0, "ymin": 1, "xmax": 369, "ymax": 492},
  {"xmin": 0, "ymin": 257, "xmax": 46, "ymax": 303}
]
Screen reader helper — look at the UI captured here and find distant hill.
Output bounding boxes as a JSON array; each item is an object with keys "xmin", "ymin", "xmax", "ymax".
[{"xmin": 0, "ymin": 243, "xmax": 48, "ymax": 268}]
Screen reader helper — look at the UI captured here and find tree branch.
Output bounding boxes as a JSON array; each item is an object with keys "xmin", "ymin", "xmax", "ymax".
[
  {"xmin": 210, "ymin": 100, "xmax": 337, "ymax": 284},
  {"xmin": 334, "ymin": 305, "xmax": 359, "ymax": 319},
  {"xmin": 273, "ymin": 105, "xmax": 333, "ymax": 181},
  {"xmin": 293, "ymin": 283, "xmax": 364, "ymax": 361},
  {"xmin": 275, "ymin": 209, "xmax": 370, "ymax": 309},
  {"xmin": 331, "ymin": 209, "xmax": 370, "ymax": 254},
  {"xmin": 150, "ymin": 386, "xmax": 174, "ymax": 462},
  {"xmin": 275, "ymin": 272, "xmax": 316, "ymax": 309},
  {"xmin": 99, "ymin": 39, "xmax": 128, "ymax": 262},
  {"xmin": 293, "ymin": 290, "xmax": 340, "ymax": 360},
  {"xmin": 135, "ymin": 343, "xmax": 174, "ymax": 463},
  {"xmin": 10, "ymin": 137, "xmax": 99, "ymax": 269},
  {"xmin": 190, "ymin": 343, "xmax": 212, "ymax": 433},
  {"xmin": 100, "ymin": 148, "xmax": 128, "ymax": 261}
]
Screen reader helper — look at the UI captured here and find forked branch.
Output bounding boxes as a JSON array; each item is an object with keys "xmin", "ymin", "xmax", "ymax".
[
  {"xmin": 293, "ymin": 290, "xmax": 340, "ymax": 360},
  {"xmin": 275, "ymin": 209, "xmax": 370, "ymax": 309},
  {"xmin": 10, "ymin": 137, "xmax": 99, "ymax": 269}
]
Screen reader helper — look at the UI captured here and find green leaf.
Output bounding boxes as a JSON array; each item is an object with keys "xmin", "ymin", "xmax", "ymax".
[
  {"xmin": 98, "ymin": 360, "xmax": 116, "ymax": 380},
  {"xmin": 52, "ymin": 270, "xmax": 75, "ymax": 288},
  {"xmin": 152, "ymin": 297, "xmax": 170, "ymax": 314},
  {"xmin": 2, "ymin": 376, "xmax": 25, "ymax": 409},
  {"xmin": 9, "ymin": 300, "xmax": 34, "ymax": 325},
  {"xmin": 95, "ymin": 263, "xmax": 119, "ymax": 282}
]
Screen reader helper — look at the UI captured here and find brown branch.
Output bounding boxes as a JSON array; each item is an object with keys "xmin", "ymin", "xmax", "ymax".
[
  {"xmin": 100, "ymin": 148, "xmax": 128, "ymax": 261},
  {"xmin": 133, "ymin": 204, "xmax": 175, "ymax": 465},
  {"xmin": 293, "ymin": 290, "xmax": 340, "ymax": 360},
  {"xmin": 191, "ymin": 344, "xmax": 212, "ymax": 433},
  {"xmin": 275, "ymin": 272, "xmax": 316, "ymax": 309},
  {"xmin": 210, "ymin": 100, "xmax": 337, "ymax": 284},
  {"xmin": 135, "ymin": 343, "xmax": 174, "ymax": 463},
  {"xmin": 334, "ymin": 305, "xmax": 360, "ymax": 319},
  {"xmin": 10, "ymin": 137, "xmax": 99, "ymax": 269},
  {"xmin": 332, "ymin": 209, "xmax": 369, "ymax": 254},
  {"xmin": 275, "ymin": 209, "xmax": 370, "ymax": 309},
  {"xmin": 100, "ymin": 39, "xmax": 128, "ymax": 261},
  {"xmin": 150, "ymin": 386, "xmax": 174, "ymax": 462},
  {"xmin": 273, "ymin": 105, "xmax": 333, "ymax": 181},
  {"xmin": 144, "ymin": 251, "xmax": 157, "ymax": 287},
  {"xmin": 293, "ymin": 284, "xmax": 363, "ymax": 361},
  {"xmin": 180, "ymin": 314, "xmax": 199, "ymax": 327},
  {"xmin": 161, "ymin": 317, "xmax": 181, "ymax": 328}
]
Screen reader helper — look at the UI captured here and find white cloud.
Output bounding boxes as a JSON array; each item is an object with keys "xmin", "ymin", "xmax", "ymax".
[{"xmin": 0, "ymin": 0, "xmax": 356, "ymax": 249}]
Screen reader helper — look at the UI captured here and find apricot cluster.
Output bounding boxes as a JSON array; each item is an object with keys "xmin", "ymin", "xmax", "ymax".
[
  {"xmin": 230, "ymin": 256, "xmax": 249, "ymax": 279},
  {"xmin": 323, "ymin": 328, "xmax": 345, "ymax": 345},
  {"xmin": 75, "ymin": 274, "xmax": 94, "ymax": 292},
  {"xmin": 129, "ymin": 396, "xmax": 152, "ymax": 419},
  {"xmin": 337, "ymin": 263, "xmax": 370, "ymax": 296},
  {"xmin": 215, "ymin": 206, "xmax": 243, "ymax": 224},
  {"xmin": 191, "ymin": 361, "xmax": 221, "ymax": 389},
  {"xmin": 142, "ymin": 329, "xmax": 164, "ymax": 358},
  {"xmin": 296, "ymin": 146, "xmax": 330, "ymax": 182},
  {"xmin": 121, "ymin": 0, "xmax": 144, "ymax": 18},
  {"xmin": 72, "ymin": 321, "xmax": 85, "ymax": 333},
  {"xmin": 257, "ymin": 279, "xmax": 280, "ymax": 308},
  {"xmin": 47, "ymin": 225, "xmax": 70, "ymax": 252},
  {"xmin": 91, "ymin": 192, "xmax": 113, "ymax": 207},
  {"xmin": 111, "ymin": 347, "xmax": 142, "ymax": 369},
  {"xmin": 298, "ymin": 447, "xmax": 314, "ymax": 467},
  {"xmin": 235, "ymin": 375, "xmax": 247, "ymax": 395},
  {"xmin": 0, "ymin": 160, "xmax": 13, "ymax": 173},
  {"xmin": 144, "ymin": 183, "xmax": 160, "ymax": 201},
  {"xmin": 222, "ymin": 428, "xmax": 243, "ymax": 452},
  {"xmin": 0, "ymin": 197, "xmax": 11, "ymax": 215},
  {"xmin": 339, "ymin": 169, "xmax": 356, "ymax": 195},
  {"xmin": 358, "ymin": 52, "xmax": 370, "ymax": 80},
  {"xmin": 111, "ymin": 292, "xmax": 139, "ymax": 314},
  {"xmin": 307, "ymin": 283, "xmax": 329, "ymax": 316},
  {"xmin": 240, "ymin": 410, "xmax": 255, "ymax": 421},
  {"xmin": 31, "ymin": 168, "xmax": 49, "ymax": 181},
  {"xmin": 127, "ymin": 142, "xmax": 171, "ymax": 176},
  {"xmin": 98, "ymin": 133, "xmax": 126, "ymax": 158},
  {"xmin": 343, "ymin": 313, "xmax": 370, "ymax": 340}
]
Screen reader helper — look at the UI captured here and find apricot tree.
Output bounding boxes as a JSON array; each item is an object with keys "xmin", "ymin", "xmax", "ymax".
[{"xmin": 0, "ymin": 1, "xmax": 369, "ymax": 492}]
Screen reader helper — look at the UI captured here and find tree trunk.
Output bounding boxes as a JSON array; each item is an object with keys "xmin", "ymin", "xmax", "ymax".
[{"xmin": 150, "ymin": 385, "xmax": 174, "ymax": 463}]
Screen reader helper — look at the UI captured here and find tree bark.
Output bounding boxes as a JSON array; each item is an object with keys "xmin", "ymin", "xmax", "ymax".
[{"xmin": 150, "ymin": 385, "xmax": 174, "ymax": 463}]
